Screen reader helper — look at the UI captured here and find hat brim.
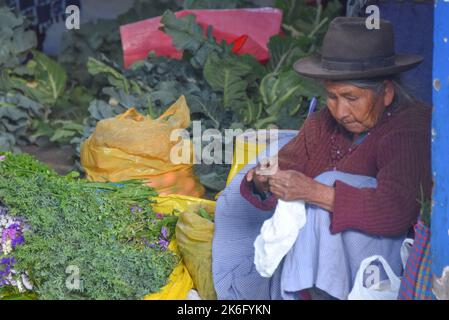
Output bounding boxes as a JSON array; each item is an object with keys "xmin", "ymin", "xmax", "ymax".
[{"xmin": 293, "ymin": 54, "xmax": 423, "ymax": 80}]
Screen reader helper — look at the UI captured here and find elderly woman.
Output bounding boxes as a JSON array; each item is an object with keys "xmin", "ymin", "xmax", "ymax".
[{"xmin": 212, "ymin": 17, "xmax": 431, "ymax": 300}]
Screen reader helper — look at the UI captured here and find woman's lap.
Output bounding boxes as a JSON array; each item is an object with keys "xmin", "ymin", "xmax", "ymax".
[
  {"xmin": 281, "ymin": 171, "xmax": 404, "ymax": 300},
  {"xmin": 212, "ymin": 169, "xmax": 405, "ymax": 300}
]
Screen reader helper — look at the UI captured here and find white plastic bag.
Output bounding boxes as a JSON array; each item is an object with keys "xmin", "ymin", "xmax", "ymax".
[
  {"xmin": 401, "ymin": 238, "xmax": 414, "ymax": 270},
  {"xmin": 348, "ymin": 255, "xmax": 401, "ymax": 300}
]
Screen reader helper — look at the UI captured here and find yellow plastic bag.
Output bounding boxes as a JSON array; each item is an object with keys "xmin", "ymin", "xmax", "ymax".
[
  {"xmin": 81, "ymin": 96, "xmax": 205, "ymax": 197},
  {"xmin": 225, "ymin": 130, "xmax": 269, "ymax": 185},
  {"xmin": 144, "ymin": 195, "xmax": 216, "ymax": 300},
  {"xmin": 176, "ymin": 208, "xmax": 216, "ymax": 300}
]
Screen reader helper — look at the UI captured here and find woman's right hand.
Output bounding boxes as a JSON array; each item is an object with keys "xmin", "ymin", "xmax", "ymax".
[
  {"xmin": 246, "ymin": 156, "xmax": 278, "ymax": 195},
  {"xmin": 246, "ymin": 167, "xmax": 269, "ymax": 194}
]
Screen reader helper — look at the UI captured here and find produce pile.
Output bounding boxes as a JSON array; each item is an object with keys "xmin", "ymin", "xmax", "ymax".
[
  {"xmin": 0, "ymin": 0, "xmax": 342, "ymax": 191},
  {"xmin": 0, "ymin": 153, "xmax": 178, "ymax": 300}
]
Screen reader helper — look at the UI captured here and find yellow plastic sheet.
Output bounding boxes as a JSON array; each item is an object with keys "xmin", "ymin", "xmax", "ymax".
[{"xmin": 81, "ymin": 96, "xmax": 205, "ymax": 197}]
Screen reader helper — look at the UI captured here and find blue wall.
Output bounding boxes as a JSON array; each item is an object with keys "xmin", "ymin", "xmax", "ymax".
[
  {"xmin": 431, "ymin": 1, "xmax": 449, "ymax": 280},
  {"xmin": 379, "ymin": 0, "xmax": 434, "ymax": 106}
]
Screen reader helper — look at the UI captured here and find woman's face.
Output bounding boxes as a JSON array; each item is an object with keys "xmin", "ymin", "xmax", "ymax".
[{"xmin": 324, "ymin": 80, "xmax": 395, "ymax": 134}]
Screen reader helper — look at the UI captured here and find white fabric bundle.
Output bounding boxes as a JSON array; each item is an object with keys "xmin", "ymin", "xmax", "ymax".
[{"xmin": 254, "ymin": 199, "xmax": 307, "ymax": 278}]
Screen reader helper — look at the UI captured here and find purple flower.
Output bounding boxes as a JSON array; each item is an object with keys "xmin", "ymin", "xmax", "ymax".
[
  {"xmin": 157, "ymin": 226, "xmax": 170, "ymax": 250},
  {"xmin": 130, "ymin": 206, "xmax": 143, "ymax": 214},
  {"xmin": 0, "ymin": 155, "xmax": 6, "ymax": 162},
  {"xmin": 161, "ymin": 226, "xmax": 168, "ymax": 239},
  {"xmin": 158, "ymin": 238, "xmax": 169, "ymax": 250},
  {"xmin": 141, "ymin": 236, "xmax": 151, "ymax": 247},
  {"xmin": 11, "ymin": 235, "xmax": 25, "ymax": 248},
  {"xmin": 2, "ymin": 223, "xmax": 23, "ymax": 245},
  {"xmin": 156, "ymin": 213, "xmax": 163, "ymax": 220},
  {"xmin": 1, "ymin": 257, "xmax": 16, "ymax": 265}
]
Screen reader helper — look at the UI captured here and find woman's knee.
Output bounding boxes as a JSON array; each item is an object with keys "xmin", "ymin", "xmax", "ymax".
[{"xmin": 314, "ymin": 171, "xmax": 377, "ymax": 188}]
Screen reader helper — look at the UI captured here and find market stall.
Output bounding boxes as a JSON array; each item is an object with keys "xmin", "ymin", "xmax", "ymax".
[{"xmin": 0, "ymin": 0, "xmax": 447, "ymax": 301}]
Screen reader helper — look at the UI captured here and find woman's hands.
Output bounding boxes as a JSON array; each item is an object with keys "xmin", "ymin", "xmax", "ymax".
[
  {"xmin": 268, "ymin": 170, "xmax": 316, "ymax": 202},
  {"xmin": 248, "ymin": 166, "xmax": 336, "ymax": 212}
]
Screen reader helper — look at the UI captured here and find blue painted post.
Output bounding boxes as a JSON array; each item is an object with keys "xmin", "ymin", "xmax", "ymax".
[{"xmin": 431, "ymin": 0, "xmax": 449, "ymax": 300}]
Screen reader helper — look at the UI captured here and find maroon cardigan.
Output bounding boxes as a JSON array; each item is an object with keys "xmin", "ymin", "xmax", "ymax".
[{"xmin": 240, "ymin": 102, "xmax": 432, "ymax": 237}]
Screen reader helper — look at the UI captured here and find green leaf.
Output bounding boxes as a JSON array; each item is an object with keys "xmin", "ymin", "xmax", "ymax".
[
  {"xmin": 266, "ymin": 70, "xmax": 323, "ymax": 115},
  {"xmin": 162, "ymin": 10, "xmax": 209, "ymax": 52},
  {"xmin": 267, "ymin": 35, "xmax": 307, "ymax": 73},
  {"xmin": 87, "ymin": 100, "xmax": 116, "ymax": 121},
  {"xmin": 87, "ymin": 57, "xmax": 142, "ymax": 95},
  {"xmin": 28, "ymin": 119, "xmax": 54, "ymax": 143},
  {"xmin": 30, "ymin": 50, "xmax": 67, "ymax": 104},
  {"xmin": 52, "ymin": 120, "xmax": 84, "ymax": 132},
  {"xmin": 50, "ymin": 128, "xmax": 77, "ymax": 143},
  {"xmin": 12, "ymin": 30, "xmax": 37, "ymax": 54},
  {"xmin": 274, "ymin": 0, "xmax": 342, "ymax": 54},
  {"xmin": 6, "ymin": 51, "xmax": 67, "ymax": 106},
  {"xmin": 87, "ymin": 57, "xmax": 131, "ymax": 92},
  {"xmin": 203, "ymin": 52, "xmax": 252, "ymax": 111},
  {"xmin": 160, "ymin": 10, "xmax": 224, "ymax": 67},
  {"xmin": 197, "ymin": 207, "xmax": 214, "ymax": 222},
  {"xmin": 0, "ymin": 8, "xmax": 37, "ymax": 68}
]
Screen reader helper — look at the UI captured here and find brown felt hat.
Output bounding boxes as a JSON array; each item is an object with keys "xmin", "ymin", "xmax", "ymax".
[{"xmin": 294, "ymin": 17, "xmax": 423, "ymax": 80}]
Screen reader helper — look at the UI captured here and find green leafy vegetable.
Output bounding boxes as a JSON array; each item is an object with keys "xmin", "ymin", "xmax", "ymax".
[
  {"xmin": 197, "ymin": 207, "xmax": 214, "ymax": 222},
  {"xmin": 0, "ymin": 153, "xmax": 179, "ymax": 300},
  {"xmin": 5, "ymin": 50, "xmax": 67, "ymax": 106},
  {"xmin": 0, "ymin": 8, "xmax": 37, "ymax": 69}
]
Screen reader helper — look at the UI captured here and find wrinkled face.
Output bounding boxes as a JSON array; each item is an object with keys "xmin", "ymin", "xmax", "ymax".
[{"xmin": 324, "ymin": 81, "xmax": 394, "ymax": 134}]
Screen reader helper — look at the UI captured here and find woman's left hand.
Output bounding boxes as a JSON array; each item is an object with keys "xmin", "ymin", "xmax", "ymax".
[
  {"xmin": 268, "ymin": 170, "xmax": 316, "ymax": 202},
  {"xmin": 268, "ymin": 170, "xmax": 335, "ymax": 211}
]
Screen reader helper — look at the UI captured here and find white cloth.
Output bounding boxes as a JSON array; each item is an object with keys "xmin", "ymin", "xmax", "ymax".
[{"xmin": 254, "ymin": 199, "xmax": 307, "ymax": 278}]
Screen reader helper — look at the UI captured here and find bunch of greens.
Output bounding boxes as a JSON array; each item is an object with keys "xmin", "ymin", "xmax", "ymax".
[{"xmin": 0, "ymin": 153, "xmax": 179, "ymax": 300}]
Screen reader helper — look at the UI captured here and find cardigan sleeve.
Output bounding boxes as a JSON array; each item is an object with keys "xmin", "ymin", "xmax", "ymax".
[{"xmin": 331, "ymin": 128, "xmax": 432, "ymax": 237}]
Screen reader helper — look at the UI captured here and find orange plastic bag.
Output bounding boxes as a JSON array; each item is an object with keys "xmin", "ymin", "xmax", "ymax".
[
  {"xmin": 120, "ymin": 8, "xmax": 282, "ymax": 68},
  {"xmin": 81, "ymin": 96, "xmax": 205, "ymax": 197}
]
